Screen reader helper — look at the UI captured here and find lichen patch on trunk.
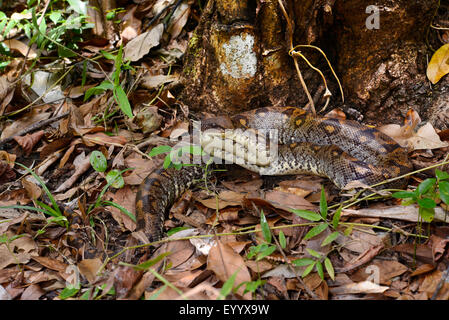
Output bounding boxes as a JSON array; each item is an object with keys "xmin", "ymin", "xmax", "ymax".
[{"xmin": 219, "ymin": 33, "xmax": 257, "ymax": 79}]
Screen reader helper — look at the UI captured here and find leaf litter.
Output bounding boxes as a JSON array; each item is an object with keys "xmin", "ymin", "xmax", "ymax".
[{"xmin": 0, "ymin": 0, "xmax": 449, "ymax": 301}]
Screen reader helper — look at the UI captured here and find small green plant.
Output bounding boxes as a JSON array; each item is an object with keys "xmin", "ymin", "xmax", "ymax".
[
  {"xmin": 292, "ymin": 248, "xmax": 335, "ymax": 280},
  {"xmin": 87, "ymin": 155, "xmax": 134, "ymax": 221},
  {"xmin": 0, "ymin": 163, "xmax": 68, "ymax": 229},
  {"xmin": 289, "ymin": 186, "xmax": 339, "ymax": 280},
  {"xmin": 148, "ymin": 144, "xmax": 206, "ymax": 170},
  {"xmin": 392, "ymin": 169, "xmax": 449, "ymax": 222},
  {"xmin": 1, "ymin": 0, "xmax": 94, "ymax": 58},
  {"xmin": 84, "ymin": 46, "xmax": 134, "ymax": 119}
]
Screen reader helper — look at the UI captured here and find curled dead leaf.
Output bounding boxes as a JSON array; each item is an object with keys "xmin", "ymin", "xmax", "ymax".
[
  {"xmin": 13, "ymin": 130, "xmax": 45, "ymax": 155},
  {"xmin": 0, "ymin": 160, "xmax": 16, "ymax": 183},
  {"xmin": 3, "ymin": 39, "xmax": 38, "ymax": 59}
]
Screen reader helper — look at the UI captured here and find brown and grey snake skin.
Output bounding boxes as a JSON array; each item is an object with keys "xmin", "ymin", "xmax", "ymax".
[{"xmin": 135, "ymin": 106, "xmax": 412, "ymax": 242}]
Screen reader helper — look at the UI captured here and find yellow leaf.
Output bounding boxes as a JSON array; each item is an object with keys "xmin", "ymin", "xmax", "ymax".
[{"xmin": 427, "ymin": 44, "xmax": 449, "ymax": 84}]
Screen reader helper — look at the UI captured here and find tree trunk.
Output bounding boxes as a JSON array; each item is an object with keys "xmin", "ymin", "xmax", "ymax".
[{"xmin": 180, "ymin": 0, "xmax": 449, "ymax": 129}]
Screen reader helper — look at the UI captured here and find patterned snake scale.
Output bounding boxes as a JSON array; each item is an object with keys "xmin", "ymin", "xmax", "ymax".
[{"xmin": 135, "ymin": 106, "xmax": 412, "ymax": 242}]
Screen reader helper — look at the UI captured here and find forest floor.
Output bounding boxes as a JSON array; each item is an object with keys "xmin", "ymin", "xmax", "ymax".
[{"xmin": 1, "ymin": 0, "xmax": 449, "ymax": 300}]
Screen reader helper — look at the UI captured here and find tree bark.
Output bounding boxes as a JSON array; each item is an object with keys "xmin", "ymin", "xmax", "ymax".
[{"xmin": 180, "ymin": 0, "xmax": 449, "ymax": 129}]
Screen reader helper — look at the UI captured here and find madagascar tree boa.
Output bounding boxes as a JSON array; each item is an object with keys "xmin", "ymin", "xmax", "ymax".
[{"xmin": 135, "ymin": 106, "xmax": 412, "ymax": 242}]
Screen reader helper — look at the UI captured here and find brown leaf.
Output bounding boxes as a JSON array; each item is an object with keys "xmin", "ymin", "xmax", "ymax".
[
  {"xmin": 31, "ymin": 256, "xmax": 68, "ymax": 273},
  {"xmin": 13, "ymin": 130, "xmax": 44, "ymax": 155},
  {"xmin": 426, "ymin": 43, "xmax": 449, "ymax": 84},
  {"xmin": 78, "ymin": 258, "xmax": 102, "ymax": 284},
  {"xmin": 430, "ymin": 234, "xmax": 449, "ymax": 262},
  {"xmin": 82, "ymin": 132, "xmax": 127, "ymax": 147},
  {"xmin": 419, "ymin": 270, "xmax": 449, "ymax": 299},
  {"xmin": 124, "ymin": 23, "xmax": 164, "ymax": 62},
  {"xmin": 21, "ymin": 178, "xmax": 42, "ymax": 200},
  {"xmin": 350, "ymin": 260, "xmax": 408, "ymax": 285},
  {"xmin": 0, "ymin": 160, "xmax": 16, "ymax": 183},
  {"xmin": 106, "ymin": 186, "xmax": 137, "ymax": 232},
  {"xmin": 221, "ymin": 178, "xmax": 263, "ymax": 193},
  {"xmin": 3, "ymin": 39, "xmax": 38, "ymax": 59},
  {"xmin": 207, "ymin": 240, "xmax": 251, "ymax": 299},
  {"xmin": 1, "ymin": 110, "xmax": 50, "ymax": 140},
  {"xmin": 410, "ymin": 264, "xmax": 435, "ymax": 277},
  {"xmin": 379, "ymin": 109, "xmax": 448, "ymax": 150},
  {"xmin": 20, "ymin": 284, "xmax": 44, "ymax": 300}
]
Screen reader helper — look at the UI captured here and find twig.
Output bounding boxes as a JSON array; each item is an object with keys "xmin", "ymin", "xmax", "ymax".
[
  {"xmin": 277, "ymin": 0, "xmax": 315, "ymax": 114},
  {"xmin": 0, "ymin": 112, "xmax": 69, "ymax": 147}
]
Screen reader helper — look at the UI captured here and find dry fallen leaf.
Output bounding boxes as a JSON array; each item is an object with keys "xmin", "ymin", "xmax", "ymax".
[
  {"xmin": 329, "ymin": 281, "xmax": 389, "ymax": 295},
  {"xmin": 0, "ymin": 160, "xmax": 16, "ymax": 183},
  {"xmin": 379, "ymin": 110, "xmax": 448, "ymax": 150},
  {"xmin": 124, "ymin": 23, "xmax": 164, "ymax": 62},
  {"xmin": 78, "ymin": 258, "xmax": 102, "ymax": 284},
  {"xmin": 3, "ymin": 39, "xmax": 38, "ymax": 59},
  {"xmin": 427, "ymin": 43, "xmax": 449, "ymax": 84},
  {"xmin": 207, "ymin": 241, "xmax": 251, "ymax": 299}
]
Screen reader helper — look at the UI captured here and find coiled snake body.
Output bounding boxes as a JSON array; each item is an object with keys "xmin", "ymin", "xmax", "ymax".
[{"xmin": 135, "ymin": 107, "xmax": 412, "ymax": 242}]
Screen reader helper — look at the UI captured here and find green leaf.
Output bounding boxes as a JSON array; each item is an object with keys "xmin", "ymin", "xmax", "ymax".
[
  {"xmin": 0, "ymin": 61, "xmax": 11, "ymax": 69},
  {"xmin": 67, "ymin": 0, "xmax": 88, "ymax": 15},
  {"xmin": 90, "ymin": 151, "xmax": 107, "ymax": 172},
  {"xmin": 419, "ymin": 206, "xmax": 435, "ymax": 223},
  {"xmin": 49, "ymin": 11, "xmax": 62, "ymax": 24},
  {"xmin": 392, "ymin": 191, "xmax": 416, "ymax": 199},
  {"xmin": 256, "ymin": 245, "xmax": 276, "ymax": 261},
  {"xmin": 35, "ymin": 200, "xmax": 59, "ymax": 218},
  {"xmin": 163, "ymin": 154, "xmax": 172, "ymax": 169},
  {"xmin": 315, "ymin": 260, "xmax": 324, "ymax": 280},
  {"xmin": 306, "ymin": 248, "xmax": 322, "ymax": 259},
  {"xmin": 180, "ymin": 145, "xmax": 206, "ymax": 156},
  {"xmin": 218, "ymin": 270, "xmax": 239, "ymax": 300},
  {"xmin": 436, "ymin": 169, "xmax": 449, "ymax": 181},
  {"xmin": 59, "ymin": 287, "xmax": 79, "ymax": 299},
  {"xmin": 344, "ymin": 224, "xmax": 353, "ymax": 236},
  {"xmin": 319, "ymin": 186, "xmax": 327, "ymax": 219},
  {"xmin": 292, "ymin": 258, "xmax": 315, "ymax": 267},
  {"xmin": 106, "ymin": 170, "xmax": 124, "ymax": 188},
  {"xmin": 260, "ymin": 210, "xmax": 271, "ymax": 243},
  {"xmin": 324, "ymin": 257, "xmax": 335, "ymax": 281},
  {"xmin": 58, "ymin": 46, "xmax": 77, "ymax": 58},
  {"xmin": 439, "ymin": 181, "xmax": 449, "ymax": 204},
  {"xmin": 417, "ymin": 198, "xmax": 436, "ymax": 209},
  {"xmin": 106, "ymin": 11, "xmax": 116, "ymax": 21},
  {"xmin": 303, "ymin": 223, "xmax": 328, "ymax": 241},
  {"xmin": 148, "ymin": 145, "xmax": 172, "ymax": 157},
  {"xmin": 15, "ymin": 163, "xmax": 62, "ymax": 216},
  {"xmin": 84, "ymin": 80, "xmax": 114, "ymax": 101},
  {"xmin": 133, "ymin": 252, "xmax": 171, "ymax": 270},
  {"xmin": 279, "ymin": 231, "xmax": 286, "ymax": 249},
  {"xmin": 400, "ymin": 198, "xmax": 417, "ymax": 206},
  {"xmin": 166, "ymin": 226, "xmax": 191, "ymax": 236},
  {"xmin": 243, "ymin": 279, "xmax": 266, "ymax": 294},
  {"xmin": 113, "ymin": 86, "xmax": 133, "ymax": 118},
  {"xmin": 417, "ymin": 178, "xmax": 436, "ymax": 195},
  {"xmin": 332, "ymin": 206, "xmax": 342, "ymax": 230},
  {"xmin": 290, "ymin": 209, "xmax": 322, "ymax": 222},
  {"xmin": 100, "ymin": 50, "xmax": 116, "ymax": 60},
  {"xmin": 321, "ymin": 231, "xmax": 339, "ymax": 247},
  {"xmin": 302, "ymin": 262, "xmax": 316, "ymax": 278}
]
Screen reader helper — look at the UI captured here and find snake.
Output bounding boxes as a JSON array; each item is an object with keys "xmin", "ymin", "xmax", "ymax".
[{"xmin": 135, "ymin": 106, "xmax": 412, "ymax": 242}]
